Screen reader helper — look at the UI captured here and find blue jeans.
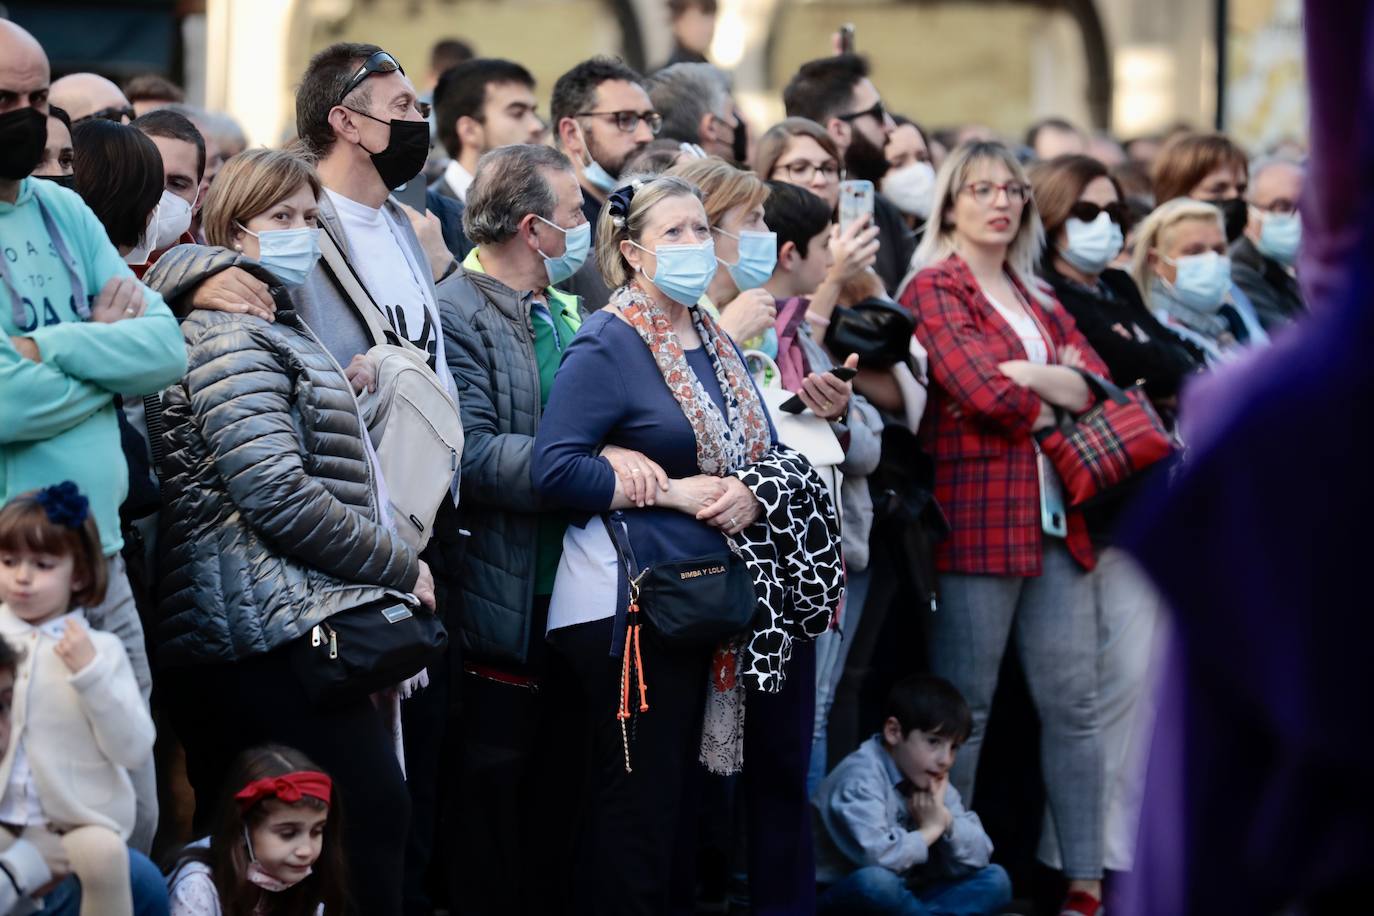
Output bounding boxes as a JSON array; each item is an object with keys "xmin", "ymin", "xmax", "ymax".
[
  {"xmin": 818, "ymin": 865, "xmax": 1012, "ymax": 916},
  {"xmin": 39, "ymin": 848, "xmax": 169, "ymax": 916}
]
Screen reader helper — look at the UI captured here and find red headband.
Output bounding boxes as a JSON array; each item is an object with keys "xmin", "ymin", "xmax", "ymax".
[{"xmin": 234, "ymin": 771, "xmax": 333, "ymax": 811}]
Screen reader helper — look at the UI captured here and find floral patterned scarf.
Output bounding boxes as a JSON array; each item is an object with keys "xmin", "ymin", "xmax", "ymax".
[{"xmin": 612, "ymin": 283, "xmax": 771, "ymax": 471}]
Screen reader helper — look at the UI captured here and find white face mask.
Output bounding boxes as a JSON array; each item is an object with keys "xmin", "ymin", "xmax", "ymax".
[
  {"xmin": 124, "ymin": 189, "xmax": 193, "ymax": 265},
  {"xmin": 881, "ymin": 161, "xmax": 936, "ymax": 219},
  {"xmin": 1060, "ymin": 212, "xmax": 1124, "ymax": 276}
]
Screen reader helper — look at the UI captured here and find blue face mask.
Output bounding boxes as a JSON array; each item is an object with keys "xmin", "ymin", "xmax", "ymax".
[
  {"xmin": 714, "ymin": 227, "xmax": 777, "ymax": 291},
  {"xmin": 535, "ymin": 216, "xmax": 591, "ymax": 285},
  {"xmin": 1162, "ymin": 251, "xmax": 1231, "ymax": 313},
  {"xmin": 632, "ymin": 239, "xmax": 718, "ymax": 306},
  {"xmin": 1060, "ymin": 213, "xmax": 1123, "ymax": 276},
  {"xmin": 238, "ymin": 224, "xmax": 321, "ymax": 287},
  {"xmin": 578, "ymin": 125, "xmax": 619, "ymax": 194},
  {"xmin": 1255, "ymin": 210, "xmax": 1301, "ymax": 266}
]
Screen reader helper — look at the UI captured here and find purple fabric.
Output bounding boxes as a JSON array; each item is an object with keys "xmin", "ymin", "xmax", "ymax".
[{"xmin": 1115, "ymin": 3, "xmax": 1374, "ymax": 911}]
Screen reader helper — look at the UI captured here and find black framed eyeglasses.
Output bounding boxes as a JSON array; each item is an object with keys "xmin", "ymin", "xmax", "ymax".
[
  {"xmin": 1069, "ymin": 200, "xmax": 1129, "ymax": 227},
  {"xmin": 836, "ymin": 99, "xmax": 887, "ymax": 124},
  {"xmin": 74, "ymin": 104, "xmax": 136, "ymax": 125},
  {"xmin": 337, "ymin": 50, "xmax": 404, "ymax": 106},
  {"xmin": 576, "ymin": 109, "xmax": 663, "ymax": 135}
]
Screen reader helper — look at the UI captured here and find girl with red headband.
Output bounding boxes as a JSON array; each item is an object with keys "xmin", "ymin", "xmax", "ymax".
[{"xmin": 166, "ymin": 745, "xmax": 346, "ymax": 916}]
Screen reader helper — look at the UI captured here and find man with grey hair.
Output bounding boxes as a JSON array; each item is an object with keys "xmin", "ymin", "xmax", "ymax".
[
  {"xmin": 646, "ymin": 61, "xmax": 737, "ymax": 160},
  {"xmin": 1233, "ymin": 155, "xmax": 1306, "ymax": 330}
]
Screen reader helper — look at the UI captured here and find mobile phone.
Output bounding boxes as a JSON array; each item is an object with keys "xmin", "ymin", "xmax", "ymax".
[
  {"xmin": 838, "ymin": 180, "xmax": 874, "ymax": 233},
  {"xmin": 838, "ymin": 23, "xmax": 856, "ymax": 54},
  {"xmin": 1036, "ymin": 450, "xmax": 1068, "ymax": 538},
  {"xmin": 778, "ymin": 366, "xmax": 859, "ymax": 414},
  {"xmin": 391, "ymin": 170, "xmax": 428, "ymax": 213}
]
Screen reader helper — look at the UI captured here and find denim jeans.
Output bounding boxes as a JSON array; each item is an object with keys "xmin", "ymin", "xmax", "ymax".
[
  {"xmin": 41, "ymin": 848, "xmax": 169, "ymax": 916},
  {"xmin": 809, "ymin": 568, "xmax": 873, "ymax": 794},
  {"xmin": 817, "ymin": 864, "xmax": 1012, "ymax": 916}
]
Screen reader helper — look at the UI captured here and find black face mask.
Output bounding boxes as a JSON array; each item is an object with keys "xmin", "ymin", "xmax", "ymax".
[
  {"xmin": 0, "ymin": 108, "xmax": 48, "ymax": 180},
  {"xmin": 1208, "ymin": 197, "xmax": 1249, "ymax": 244},
  {"xmin": 353, "ymin": 111, "xmax": 431, "ymax": 191},
  {"xmin": 844, "ymin": 126, "xmax": 890, "ymax": 185},
  {"xmin": 42, "ymin": 173, "xmax": 76, "ymax": 190}
]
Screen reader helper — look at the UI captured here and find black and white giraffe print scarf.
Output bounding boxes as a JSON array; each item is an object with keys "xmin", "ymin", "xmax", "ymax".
[{"xmin": 700, "ymin": 445, "xmax": 845, "ymax": 774}]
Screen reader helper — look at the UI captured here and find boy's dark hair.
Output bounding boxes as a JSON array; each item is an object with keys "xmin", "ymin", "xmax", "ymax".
[
  {"xmin": 782, "ymin": 54, "xmax": 869, "ymax": 125},
  {"xmin": 171, "ymin": 744, "xmax": 347, "ymax": 916},
  {"xmin": 295, "ymin": 41, "xmax": 384, "ymax": 158},
  {"xmin": 433, "ymin": 58, "xmax": 536, "ymax": 159},
  {"xmin": 0, "ymin": 489, "xmax": 108, "ymax": 608},
  {"xmin": 71, "ymin": 119, "xmax": 165, "ymax": 251},
  {"xmin": 763, "ymin": 179, "xmax": 831, "ymax": 259},
  {"xmin": 132, "ymin": 108, "xmax": 207, "ymax": 182},
  {"xmin": 885, "ymin": 674, "xmax": 973, "ymax": 743},
  {"xmin": 124, "ymin": 73, "xmax": 184, "ymax": 104},
  {"xmin": 551, "ymin": 56, "xmax": 646, "ymax": 137},
  {"xmin": 0, "ymin": 638, "xmax": 18, "ymax": 678},
  {"xmin": 667, "ymin": 0, "xmax": 718, "ymax": 18}
]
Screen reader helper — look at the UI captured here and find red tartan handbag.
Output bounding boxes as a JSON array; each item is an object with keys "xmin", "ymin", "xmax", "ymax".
[{"xmin": 1035, "ymin": 371, "xmax": 1174, "ymax": 506}]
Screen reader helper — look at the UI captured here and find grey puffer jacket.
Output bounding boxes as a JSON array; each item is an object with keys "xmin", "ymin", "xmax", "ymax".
[
  {"xmin": 437, "ymin": 262, "xmax": 584, "ymax": 665},
  {"xmin": 144, "ymin": 248, "xmax": 420, "ymax": 667}
]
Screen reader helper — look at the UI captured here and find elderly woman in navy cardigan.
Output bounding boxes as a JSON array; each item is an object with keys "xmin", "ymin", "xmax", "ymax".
[{"xmin": 533, "ymin": 176, "xmax": 842, "ymax": 916}]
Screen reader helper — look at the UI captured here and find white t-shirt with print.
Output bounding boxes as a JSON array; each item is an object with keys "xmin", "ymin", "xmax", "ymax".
[{"xmin": 324, "ymin": 189, "xmax": 450, "ymax": 389}]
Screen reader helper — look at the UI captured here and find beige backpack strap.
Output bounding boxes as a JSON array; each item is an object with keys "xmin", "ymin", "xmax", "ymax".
[{"xmin": 317, "ymin": 223, "xmax": 396, "ymax": 349}]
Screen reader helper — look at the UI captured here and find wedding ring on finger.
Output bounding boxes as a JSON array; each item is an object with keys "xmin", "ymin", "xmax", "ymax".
[
  {"xmin": 729, "ymin": 516, "xmax": 738, "ymax": 528},
  {"xmin": 125, "ymin": 306, "xmax": 137, "ymax": 315}
]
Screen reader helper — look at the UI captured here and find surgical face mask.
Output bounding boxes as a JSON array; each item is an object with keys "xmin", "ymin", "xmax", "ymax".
[
  {"xmin": 1059, "ymin": 212, "xmax": 1124, "ymax": 276},
  {"xmin": 238, "ymin": 223, "xmax": 322, "ymax": 287},
  {"xmin": 631, "ymin": 238, "xmax": 717, "ymax": 306},
  {"xmin": 1255, "ymin": 210, "xmax": 1301, "ymax": 266},
  {"xmin": 577, "ymin": 124, "xmax": 618, "ymax": 194},
  {"xmin": 0, "ymin": 108, "xmax": 47, "ymax": 180},
  {"xmin": 243, "ymin": 825, "xmax": 312, "ymax": 893},
  {"xmin": 534, "ymin": 215, "xmax": 591, "ymax": 285},
  {"xmin": 1161, "ymin": 251, "xmax": 1231, "ymax": 313},
  {"xmin": 881, "ymin": 161, "xmax": 936, "ymax": 219},
  {"xmin": 714, "ymin": 227, "xmax": 777, "ymax": 291},
  {"xmin": 152, "ymin": 190, "xmax": 193, "ymax": 250}
]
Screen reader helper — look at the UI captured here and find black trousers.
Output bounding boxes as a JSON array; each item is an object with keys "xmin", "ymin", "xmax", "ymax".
[
  {"xmin": 449, "ymin": 598, "xmax": 585, "ymax": 916},
  {"xmin": 549, "ymin": 617, "xmax": 712, "ymax": 916},
  {"xmin": 164, "ymin": 648, "xmax": 411, "ymax": 916}
]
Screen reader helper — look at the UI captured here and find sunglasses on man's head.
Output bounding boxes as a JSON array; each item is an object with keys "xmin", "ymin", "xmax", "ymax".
[
  {"xmin": 337, "ymin": 50, "xmax": 405, "ymax": 106},
  {"xmin": 74, "ymin": 105, "xmax": 135, "ymax": 125}
]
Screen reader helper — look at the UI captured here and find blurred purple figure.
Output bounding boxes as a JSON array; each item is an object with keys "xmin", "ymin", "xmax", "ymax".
[{"xmin": 1116, "ymin": 2, "xmax": 1374, "ymax": 913}]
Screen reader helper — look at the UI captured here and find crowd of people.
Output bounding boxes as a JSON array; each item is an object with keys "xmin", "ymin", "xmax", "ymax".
[{"xmin": 0, "ymin": 4, "xmax": 1310, "ymax": 915}]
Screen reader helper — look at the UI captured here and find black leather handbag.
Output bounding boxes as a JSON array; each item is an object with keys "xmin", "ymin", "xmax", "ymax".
[
  {"xmin": 823, "ymin": 298, "xmax": 916, "ymax": 369},
  {"xmin": 603, "ymin": 513, "xmax": 757, "ymax": 648},
  {"xmin": 291, "ymin": 597, "xmax": 448, "ymax": 708}
]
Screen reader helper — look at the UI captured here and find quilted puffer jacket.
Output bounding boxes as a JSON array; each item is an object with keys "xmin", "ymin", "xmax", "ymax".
[{"xmin": 144, "ymin": 247, "xmax": 420, "ymax": 667}]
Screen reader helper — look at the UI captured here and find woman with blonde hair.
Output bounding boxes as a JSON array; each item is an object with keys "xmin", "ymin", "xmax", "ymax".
[
  {"xmin": 898, "ymin": 140, "xmax": 1112, "ymax": 916},
  {"xmin": 144, "ymin": 147, "xmax": 428, "ymax": 915},
  {"xmin": 1131, "ymin": 197, "xmax": 1237, "ymax": 365},
  {"xmin": 533, "ymin": 175, "xmax": 841, "ymax": 914}
]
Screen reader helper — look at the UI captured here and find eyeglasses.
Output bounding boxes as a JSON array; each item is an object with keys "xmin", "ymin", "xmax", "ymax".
[
  {"xmin": 74, "ymin": 105, "xmax": 136, "ymax": 125},
  {"xmin": 337, "ymin": 50, "xmax": 405, "ymax": 106},
  {"xmin": 775, "ymin": 160, "xmax": 841, "ymax": 183},
  {"xmin": 576, "ymin": 110, "xmax": 663, "ymax": 135},
  {"xmin": 960, "ymin": 181, "xmax": 1031, "ymax": 205},
  {"xmin": 1251, "ymin": 198, "xmax": 1298, "ymax": 216},
  {"xmin": 836, "ymin": 99, "xmax": 887, "ymax": 124},
  {"xmin": 1069, "ymin": 200, "xmax": 1128, "ymax": 227}
]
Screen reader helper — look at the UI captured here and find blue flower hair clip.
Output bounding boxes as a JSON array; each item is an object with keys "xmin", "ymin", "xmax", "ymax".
[
  {"xmin": 606, "ymin": 184, "xmax": 639, "ymax": 228},
  {"xmin": 34, "ymin": 481, "xmax": 89, "ymax": 530}
]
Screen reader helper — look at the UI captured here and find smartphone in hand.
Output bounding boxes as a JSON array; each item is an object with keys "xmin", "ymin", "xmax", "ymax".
[
  {"xmin": 778, "ymin": 366, "xmax": 858, "ymax": 414},
  {"xmin": 838, "ymin": 180, "xmax": 874, "ymax": 233},
  {"xmin": 391, "ymin": 170, "xmax": 428, "ymax": 213}
]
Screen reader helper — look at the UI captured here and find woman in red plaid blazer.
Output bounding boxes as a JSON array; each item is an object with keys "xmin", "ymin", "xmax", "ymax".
[{"xmin": 897, "ymin": 141, "xmax": 1111, "ymax": 916}]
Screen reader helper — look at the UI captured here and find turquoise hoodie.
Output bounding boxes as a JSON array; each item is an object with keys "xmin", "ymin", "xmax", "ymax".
[{"xmin": 1, "ymin": 178, "xmax": 187, "ymax": 556}]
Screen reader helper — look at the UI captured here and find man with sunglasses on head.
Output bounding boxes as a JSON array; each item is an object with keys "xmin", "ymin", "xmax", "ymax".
[
  {"xmin": 550, "ymin": 56, "xmax": 659, "ymax": 308},
  {"xmin": 783, "ymin": 54, "xmax": 916, "ymax": 297},
  {"xmin": 49, "ymin": 72, "xmax": 133, "ymax": 124}
]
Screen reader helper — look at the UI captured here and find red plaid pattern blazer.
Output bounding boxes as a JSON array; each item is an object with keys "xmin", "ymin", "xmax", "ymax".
[{"xmin": 900, "ymin": 255, "xmax": 1108, "ymax": 576}]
